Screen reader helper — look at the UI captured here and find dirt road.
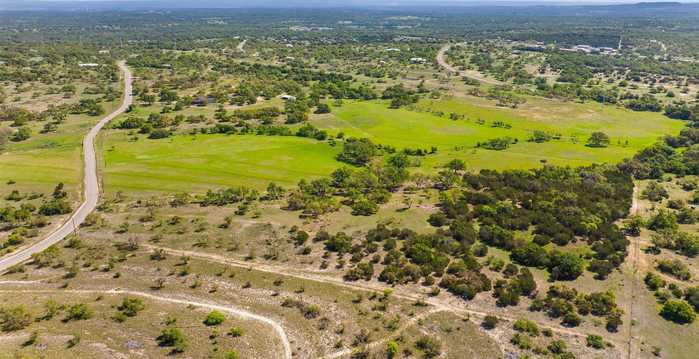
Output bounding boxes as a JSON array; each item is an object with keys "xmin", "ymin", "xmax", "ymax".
[{"xmin": 0, "ymin": 288, "xmax": 292, "ymax": 359}]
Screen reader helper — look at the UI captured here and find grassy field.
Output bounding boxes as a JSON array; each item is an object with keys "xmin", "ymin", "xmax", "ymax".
[
  {"xmin": 0, "ymin": 106, "xmax": 118, "ymax": 205},
  {"xmin": 101, "ymin": 132, "xmax": 341, "ymax": 193},
  {"xmin": 99, "ymin": 96, "xmax": 684, "ymax": 194},
  {"xmin": 315, "ymin": 98, "xmax": 684, "ymax": 171}
]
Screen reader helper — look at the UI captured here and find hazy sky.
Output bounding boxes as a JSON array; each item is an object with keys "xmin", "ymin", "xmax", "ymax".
[
  {"xmin": 3, "ymin": 0, "xmax": 696, "ymax": 11},
  {"xmin": 7, "ymin": 0, "xmax": 695, "ymax": 3}
]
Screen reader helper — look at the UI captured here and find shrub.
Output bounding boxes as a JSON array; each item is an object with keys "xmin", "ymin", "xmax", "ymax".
[
  {"xmin": 148, "ymin": 129, "xmax": 171, "ymax": 139},
  {"xmin": 156, "ymin": 326, "xmax": 186, "ymax": 352},
  {"xmin": 64, "ymin": 304, "xmax": 93, "ymax": 321},
  {"xmin": 204, "ymin": 310, "xmax": 226, "ymax": 326},
  {"xmin": 480, "ymin": 137, "xmax": 512, "ymax": 151},
  {"xmin": 562, "ymin": 311, "xmax": 581, "ymax": 327},
  {"xmin": 228, "ymin": 326, "xmax": 244, "ymax": 337},
  {"xmin": 660, "ymin": 300, "xmax": 696, "ymax": 324},
  {"xmin": 642, "ymin": 182, "xmax": 669, "ymax": 202},
  {"xmin": 548, "ymin": 339, "xmax": 567, "ymax": 354},
  {"xmin": 482, "ymin": 315, "xmax": 499, "ymax": 329},
  {"xmin": 586, "ymin": 334, "xmax": 605, "ymax": 349},
  {"xmin": 0, "ymin": 305, "xmax": 33, "ymax": 332},
  {"xmin": 656, "ymin": 259, "xmax": 691, "ymax": 281},
  {"xmin": 387, "ymin": 340, "xmax": 399, "ymax": 358},
  {"xmin": 513, "ymin": 318, "xmax": 540, "ymax": 336},
  {"xmin": 645, "ymin": 272, "xmax": 666, "ymax": 291},
  {"xmin": 415, "ymin": 336, "xmax": 441, "ymax": 358},
  {"xmin": 315, "ymin": 103, "xmax": 331, "ymax": 114},
  {"xmin": 117, "ymin": 297, "xmax": 145, "ymax": 317},
  {"xmin": 511, "ymin": 333, "xmax": 532, "ymax": 350}
]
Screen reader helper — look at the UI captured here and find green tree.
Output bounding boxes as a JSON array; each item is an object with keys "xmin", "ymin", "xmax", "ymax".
[
  {"xmin": 660, "ymin": 300, "xmax": 696, "ymax": 323},
  {"xmin": 587, "ymin": 132, "xmax": 610, "ymax": 148},
  {"xmin": 337, "ymin": 138, "xmax": 377, "ymax": 166}
]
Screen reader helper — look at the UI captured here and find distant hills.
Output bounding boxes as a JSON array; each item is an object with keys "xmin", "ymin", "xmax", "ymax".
[{"xmin": 1, "ymin": 0, "xmax": 697, "ymax": 11}]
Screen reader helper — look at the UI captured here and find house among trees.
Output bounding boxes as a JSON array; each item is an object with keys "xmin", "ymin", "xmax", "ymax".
[
  {"xmin": 280, "ymin": 94, "xmax": 297, "ymax": 101},
  {"xmin": 78, "ymin": 63, "xmax": 99, "ymax": 68},
  {"xmin": 192, "ymin": 96, "xmax": 216, "ymax": 106}
]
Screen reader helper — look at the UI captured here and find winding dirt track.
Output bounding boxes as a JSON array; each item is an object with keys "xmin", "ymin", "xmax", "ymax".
[
  {"xmin": 145, "ymin": 244, "xmax": 620, "ymax": 346},
  {"xmin": 0, "ymin": 288, "xmax": 292, "ymax": 359},
  {"xmin": 0, "ymin": 61, "xmax": 132, "ymax": 273}
]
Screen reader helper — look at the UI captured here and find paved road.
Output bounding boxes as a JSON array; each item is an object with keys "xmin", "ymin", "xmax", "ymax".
[
  {"xmin": 0, "ymin": 61, "xmax": 132, "ymax": 272},
  {"xmin": 436, "ymin": 44, "xmax": 503, "ymax": 85}
]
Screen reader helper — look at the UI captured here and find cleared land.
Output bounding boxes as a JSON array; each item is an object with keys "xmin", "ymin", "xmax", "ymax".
[
  {"xmin": 101, "ymin": 133, "xmax": 341, "ymax": 193},
  {"xmin": 317, "ymin": 99, "xmax": 684, "ymax": 171},
  {"xmin": 96, "ymin": 95, "xmax": 684, "ymax": 194}
]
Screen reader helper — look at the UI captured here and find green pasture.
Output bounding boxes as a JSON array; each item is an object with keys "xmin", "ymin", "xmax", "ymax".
[
  {"xmin": 0, "ymin": 107, "xmax": 118, "ymax": 203},
  {"xmin": 101, "ymin": 132, "xmax": 341, "ymax": 193},
  {"xmin": 314, "ymin": 99, "xmax": 684, "ymax": 171}
]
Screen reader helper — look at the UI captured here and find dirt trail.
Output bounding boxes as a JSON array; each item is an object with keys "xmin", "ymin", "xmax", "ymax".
[
  {"xmin": 0, "ymin": 287, "xmax": 292, "ymax": 359},
  {"xmin": 146, "ymin": 244, "xmax": 621, "ymax": 347},
  {"xmin": 626, "ymin": 184, "xmax": 641, "ymax": 359},
  {"xmin": 321, "ymin": 308, "xmax": 443, "ymax": 359}
]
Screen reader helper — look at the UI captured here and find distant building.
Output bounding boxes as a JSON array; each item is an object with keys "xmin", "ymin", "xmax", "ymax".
[
  {"xmin": 192, "ymin": 96, "xmax": 216, "ymax": 106},
  {"xmin": 560, "ymin": 44, "xmax": 617, "ymax": 56},
  {"xmin": 410, "ymin": 57, "xmax": 427, "ymax": 64},
  {"xmin": 386, "ymin": 48, "xmax": 401, "ymax": 52},
  {"xmin": 280, "ymin": 94, "xmax": 297, "ymax": 101},
  {"xmin": 79, "ymin": 63, "xmax": 99, "ymax": 68},
  {"xmin": 98, "ymin": 49, "xmax": 110, "ymax": 54}
]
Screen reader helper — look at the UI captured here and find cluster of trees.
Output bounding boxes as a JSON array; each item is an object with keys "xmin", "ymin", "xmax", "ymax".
[
  {"xmin": 478, "ymin": 137, "xmax": 514, "ymax": 151},
  {"xmin": 429, "ymin": 166, "xmax": 632, "ymax": 281},
  {"xmin": 382, "ymin": 84, "xmax": 419, "ymax": 109},
  {"xmin": 618, "ymin": 141, "xmax": 699, "ymax": 179},
  {"xmin": 650, "ymin": 226, "xmax": 699, "ymax": 258},
  {"xmin": 645, "ymin": 272, "xmax": 698, "ymax": 324},
  {"xmin": 199, "ymin": 186, "xmax": 259, "ymax": 207},
  {"xmin": 530, "ymin": 285, "xmax": 623, "ymax": 331},
  {"xmin": 117, "ymin": 113, "xmax": 180, "ymax": 138},
  {"xmin": 0, "ymin": 183, "xmax": 72, "ymax": 251},
  {"xmin": 287, "ymin": 152, "xmax": 409, "ymax": 217}
]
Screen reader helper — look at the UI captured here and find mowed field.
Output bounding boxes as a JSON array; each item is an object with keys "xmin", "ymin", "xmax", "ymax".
[
  {"xmin": 315, "ymin": 98, "xmax": 684, "ymax": 171},
  {"xmin": 101, "ymin": 132, "xmax": 341, "ymax": 193},
  {"xmin": 98, "ymin": 96, "xmax": 684, "ymax": 194},
  {"xmin": 0, "ymin": 104, "xmax": 119, "ymax": 204}
]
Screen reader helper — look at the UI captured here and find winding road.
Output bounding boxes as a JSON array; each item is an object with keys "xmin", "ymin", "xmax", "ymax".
[{"xmin": 0, "ymin": 61, "xmax": 133, "ymax": 273}]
